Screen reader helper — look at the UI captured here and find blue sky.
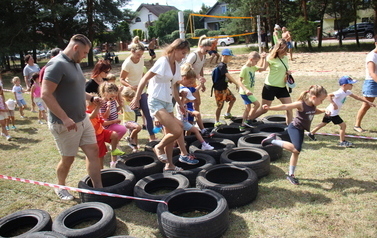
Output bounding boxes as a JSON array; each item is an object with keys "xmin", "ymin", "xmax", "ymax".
[{"xmin": 129, "ymin": 0, "xmax": 218, "ymax": 12}]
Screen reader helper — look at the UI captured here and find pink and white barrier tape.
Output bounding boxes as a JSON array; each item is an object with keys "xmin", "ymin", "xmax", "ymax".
[
  {"xmin": 315, "ymin": 132, "xmax": 377, "ymax": 140},
  {"xmin": 0, "ymin": 174, "xmax": 167, "ymax": 205}
]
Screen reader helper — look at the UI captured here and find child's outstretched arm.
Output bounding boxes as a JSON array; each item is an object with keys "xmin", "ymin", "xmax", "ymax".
[
  {"xmin": 226, "ymin": 73, "xmax": 252, "ymax": 95},
  {"xmin": 350, "ymin": 94, "xmax": 377, "ymax": 107},
  {"xmin": 88, "ymin": 102, "xmax": 101, "ymax": 119},
  {"xmin": 262, "ymin": 101, "xmax": 302, "ymax": 111},
  {"xmin": 258, "ymin": 53, "xmax": 268, "ymax": 72}
]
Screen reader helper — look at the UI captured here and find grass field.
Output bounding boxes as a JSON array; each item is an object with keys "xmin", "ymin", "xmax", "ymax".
[{"xmin": 0, "ymin": 46, "xmax": 376, "ymax": 237}]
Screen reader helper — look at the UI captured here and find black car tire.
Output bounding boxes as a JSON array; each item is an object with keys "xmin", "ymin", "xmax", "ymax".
[
  {"xmin": 144, "ymin": 140, "xmax": 181, "ymax": 157},
  {"xmin": 196, "ymin": 164, "xmax": 258, "ymax": 208},
  {"xmin": 220, "ymin": 147, "xmax": 270, "ymax": 178},
  {"xmin": 170, "ymin": 153, "xmax": 217, "ymax": 186},
  {"xmin": 262, "ymin": 114, "xmax": 287, "ymax": 124},
  {"xmin": 134, "ymin": 173, "xmax": 190, "ymax": 213},
  {"xmin": 238, "ymin": 133, "xmax": 283, "ymax": 161},
  {"xmin": 78, "ymin": 168, "xmax": 136, "ymax": 208},
  {"xmin": 24, "ymin": 231, "xmax": 67, "ymax": 238},
  {"xmin": 116, "ymin": 151, "xmax": 164, "ymax": 181},
  {"xmin": 210, "ymin": 124, "xmax": 253, "ymax": 144},
  {"xmin": 0, "ymin": 209, "xmax": 52, "ymax": 237},
  {"xmin": 255, "ymin": 123, "xmax": 290, "ymax": 141},
  {"xmin": 52, "ymin": 202, "xmax": 116, "ymax": 238},
  {"xmin": 189, "ymin": 138, "xmax": 235, "ymax": 164},
  {"xmin": 157, "ymin": 188, "xmax": 229, "ymax": 238}
]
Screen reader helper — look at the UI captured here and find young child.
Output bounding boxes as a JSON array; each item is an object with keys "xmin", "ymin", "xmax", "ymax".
[
  {"xmin": 261, "ymin": 85, "xmax": 328, "ymax": 185},
  {"xmin": 0, "ymin": 85, "xmax": 11, "ymax": 141},
  {"xmin": 239, "ymin": 51, "xmax": 267, "ymax": 131},
  {"xmin": 121, "ymin": 87, "xmax": 142, "ymax": 152},
  {"xmin": 99, "ymin": 82, "xmax": 128, "ymax": 142},
  {"xmin": 176, "ymin": 87, "xmax": 214, "ymax": 152},
  {"xmin": 212, "ymin": 48, "xmax": 252, "ymax": 127},
  {"xmin": 30, "ymin": 73, "xmax": 47, "ymax": 124},
  {"xmin": 86, "ymin": 94, "xmax": 125, "ymax": 168},
  {"xmin": 5, "ymin": 99, "xmax": 16, "ymax": 130},
  {"xmin": 12, "ymin": 76, "xmax": 27, "ymax": 118},
  {"xmin": 308, "ymin": 76, "xmax": 376, "ymax": 147}
]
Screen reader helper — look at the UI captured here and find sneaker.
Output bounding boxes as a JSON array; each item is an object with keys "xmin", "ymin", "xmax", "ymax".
[
  {"xmin": 6, "ymin": 135, "xmax": 11, "ymax": 141},
  {"xmin": 287, "ymin": 175, "xmax": 299, "ymax": 185},
  {"xmin": 244, "ymin": 120, "xmax": 256, "ymax": 128},
  {"xmin": 353, "ymin": 126, "xmax": 366, "ymax": 133},
  {"xmin": 214, "ymin": 122, "xmax": 222, "ymax": 127},
  {"xmin": 201, "ymin": 142, "xmax": 214, "ymax": 150},
  {"xmin": 38, "ymin": 120, "xmax": 45, "ymax": 125},
  {"xmin": 306, "ymin": 132, "xmax": 317, "ymax": 141},
  {"xmin": 239, "ymin": 125, "xmax": 246, "ymax": 132},
  {"xmin": 261, "ymin": 133, "xmax": 276, "ymax": 147},
  {"xmin": 5, "ymin": 126, "xmax": 9, "ymax": 130},
  {"xmin": 54, "ymin": 188, "xmax": 74, "ymax": 201},
  {"xmin": 338, "ymin": 141, "xmax": 354, "ymax": 147},
  {"xmin": 111, "ymin": 148, "xmax": 125, "ymax": 156},
  {"xmin": 201, "ymin": 129, "xmax": 210, "ymax": 137},
  {"xmin": 20, "ymin": 116, "xmax": 25, "ymax": 118},
  {"xmin": 11, "ymin": 126, "xmax": 16, "ymax": 130},
  {"xmin": 179, "ymin": 155, "xmax": 199, "ymax": 165},
  {"xmin": 223, "ymin": 113, "xmax": 232, "ymax": 119},
  {"xmin": 110, "ymin": 161, "xmax": 116, "ymax": 168}
]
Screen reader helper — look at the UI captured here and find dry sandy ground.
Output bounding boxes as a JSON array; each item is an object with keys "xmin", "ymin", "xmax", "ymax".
[{"xmin": 83, "ymin": 51, "xmax": 369, "ymax": 83}]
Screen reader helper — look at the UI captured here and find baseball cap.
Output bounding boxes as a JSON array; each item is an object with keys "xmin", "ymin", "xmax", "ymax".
[
  {"xmin": 179, "ymin": 87, "xmax": 196, "ymax": 101},
  {"xmin": 221, "ymin": 48, "xmax": 234, "ymax": 56},
  {"xmin": 339, "ymin": 76, "xmax": 357, "ymax": 86}
]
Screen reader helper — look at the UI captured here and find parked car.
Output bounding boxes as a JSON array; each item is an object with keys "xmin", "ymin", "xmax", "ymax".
[
  {"xmin": 334, "ymin": 22, "xmax": 374, "ymax": 40},
  {"xmin": 212, "ymin": 36, "xmax": 235, "ymax": 46},
  {"xmin": 140, "ymin": 41, "xmax": 149, "ymax": 50}
]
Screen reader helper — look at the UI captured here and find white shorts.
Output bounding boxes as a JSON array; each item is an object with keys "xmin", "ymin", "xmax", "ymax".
[
  {"xmin": 34, "ymin": 97, "xmax": 46, "ymax": 111},
  {"xmin": 148, "ymin": 97, "xmax": 174, "ymax": 117}
]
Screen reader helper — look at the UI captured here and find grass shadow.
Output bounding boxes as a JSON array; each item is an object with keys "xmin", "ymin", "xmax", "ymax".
[
  {"xmin": 0, "ymin": 142, "xmax": 22, "ymax": 150},
  {"xmin": 7, "ymin": 137, "xmax": 41, "ymax": 144},
  {"xmin": 224, "ymin": 211, "xmax": 249, "ymax": 237},
  {"xmin": 16, "ymin": 127, "xmax": 39, "ymax": 135},
  {"xmin": 301, "ymin": 177, "xmax": 377, "ymax": 195},
  {"xmin": 250, "ymin": 185, "xmax": 332, "ymax": 211}
]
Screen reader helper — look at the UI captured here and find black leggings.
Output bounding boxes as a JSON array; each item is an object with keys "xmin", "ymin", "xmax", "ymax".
[{"xmin": 287, "ymin": 123, "xmax": 304, "ymax": 152}]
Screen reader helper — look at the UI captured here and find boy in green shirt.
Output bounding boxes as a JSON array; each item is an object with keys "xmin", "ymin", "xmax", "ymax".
[{"xmin": 239, "ymin": 51, "xmax": 267, "ymax": 131}]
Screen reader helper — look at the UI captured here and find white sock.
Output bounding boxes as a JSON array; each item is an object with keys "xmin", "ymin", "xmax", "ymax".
[
  {"xmin": 271, "ymin": 139, "xmax": 284, "ymax": 147},
  {"xmin": 289, "ymin": 166, "xmax": 296, "ymax": 176}
]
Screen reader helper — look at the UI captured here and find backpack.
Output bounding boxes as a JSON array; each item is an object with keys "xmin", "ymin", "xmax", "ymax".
[{"xmin": 210, "ymin": 67, "xmax": 221, "ymax": 97}]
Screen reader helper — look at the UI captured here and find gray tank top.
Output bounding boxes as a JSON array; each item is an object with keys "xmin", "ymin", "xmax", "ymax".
[{"xmin": 292, "ymin": 101, "xmax": 316, "ymax": 131}]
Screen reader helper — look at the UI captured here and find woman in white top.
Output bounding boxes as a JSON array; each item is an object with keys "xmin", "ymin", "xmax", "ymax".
[
  {"xmin": 120, "ymin": 36, "xmax": 156, "ymax": 141},
  {"xmin": 130, "ymin": 39, "xmax": 191, "ymax": 171},
  {"xmin": 185, "ymin": 35, "xmax": 212, "ymax": 112}
]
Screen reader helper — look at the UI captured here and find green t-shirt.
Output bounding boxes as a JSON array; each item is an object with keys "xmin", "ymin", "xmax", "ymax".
[
  {"xmin": 264, "ymin": 56, "xmax": 288, "ymax": 88},
  {"xmin": 239, "ymin": 65, "xmax": 259, "ymax": 95}
]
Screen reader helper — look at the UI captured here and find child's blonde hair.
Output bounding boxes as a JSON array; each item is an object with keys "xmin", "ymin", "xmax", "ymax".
[
  {"xmin": 129, "ymin": 36, "xmax": 145, "ymax": 52},
  {"xmin": 12, "ymin": 76, "xmax": 20, "ymax": 84},
  {"xmin": 106, "ymin": 73, "xmax": 116, "ymax": 82},
  {"xmin": 121, "ymin": 87, "xmax": 135, "ymax": 99},
  {"xmin": 297, "ymin": 85, "xmax": 327, "ymax": 101},
  {"xmin": 180, "ymin": 63, "xmax": 196, "ymax": 79},
  {"xmin": 198, "ymin": 35, "xmax": 212, "ymax": 47},
  {"xmin": 268, "ymin": 39, "xmax": 287, "ymax": 60},
  {"xmin": 98, "ymin": 82, "xmax": 119, "ymax": 98},
  {"xmin": 248, "ymin": 51, "xmax": 261, "ymax": 60}
]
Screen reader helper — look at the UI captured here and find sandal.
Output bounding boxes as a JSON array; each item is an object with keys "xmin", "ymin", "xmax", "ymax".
[
  {"xmin": 353, "ymin": 126, "xmax": 366, "ymax": 133},
  {"xmin": 164, "ymin": 166, "xmax": 183, "ymax": 172},
  {"xmin": 153, "ymin": 147, "xmax": 168, "ymax": 163}
]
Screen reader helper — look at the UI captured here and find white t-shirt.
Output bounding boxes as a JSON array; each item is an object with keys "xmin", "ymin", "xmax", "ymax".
[
  {"xmin": 326, "ymin": 88, "xmax": 352, "ymax": 116},
  {"xmin": 121, "ymin": 56, "xmax": 144, "ymax": 87},
  {"xmin": 12, "ymin": 85, "xmax": 24, "ymax": 100},
  {"xmin": 147, "ymin": 56, "xmax": 181, "ymax": 103},
  {"xmin": 365, "ymin": 50, "xmax": 377, "ymax": 80},
  {"xmin": 186, "ymin": 51, "xmax": 205, "ymax": 76}
]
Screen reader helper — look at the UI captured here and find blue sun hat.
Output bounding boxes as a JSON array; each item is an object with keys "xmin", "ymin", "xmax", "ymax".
[
  {"xmin": 339, "ymin": 76, "xmax": 357, "ymax": 86},
  {"xmin": 221, "ymin": 48, "xmax": 234, "ymax": 56}
]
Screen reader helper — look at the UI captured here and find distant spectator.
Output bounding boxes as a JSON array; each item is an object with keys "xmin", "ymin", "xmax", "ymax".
[
  {"xmin": 282, "ymin": 27, "xmax": 293, "ymax": 60},
  {"xmin": 23, "ymin": 54, "xmax": 40, "ymax": 90}
]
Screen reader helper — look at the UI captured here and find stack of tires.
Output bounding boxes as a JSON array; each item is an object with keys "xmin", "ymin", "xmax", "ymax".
[{"xmin": 0, "ymin": 115, "xmax": 288, "ymax": 238}]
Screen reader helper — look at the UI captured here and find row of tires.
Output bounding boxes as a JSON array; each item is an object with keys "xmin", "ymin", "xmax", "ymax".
[
  {"xmin": 0, "ymin": 187, "xmax": 231, "ymax": 238},
  {"xmin": 0, "ymin": 202, "xmax": 132, "ymax": 238}
]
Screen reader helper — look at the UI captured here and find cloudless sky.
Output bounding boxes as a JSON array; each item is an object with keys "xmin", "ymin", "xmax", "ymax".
[{"xmin": 128, "ymin": 0, "xmax": 218, "ymax": 13}]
